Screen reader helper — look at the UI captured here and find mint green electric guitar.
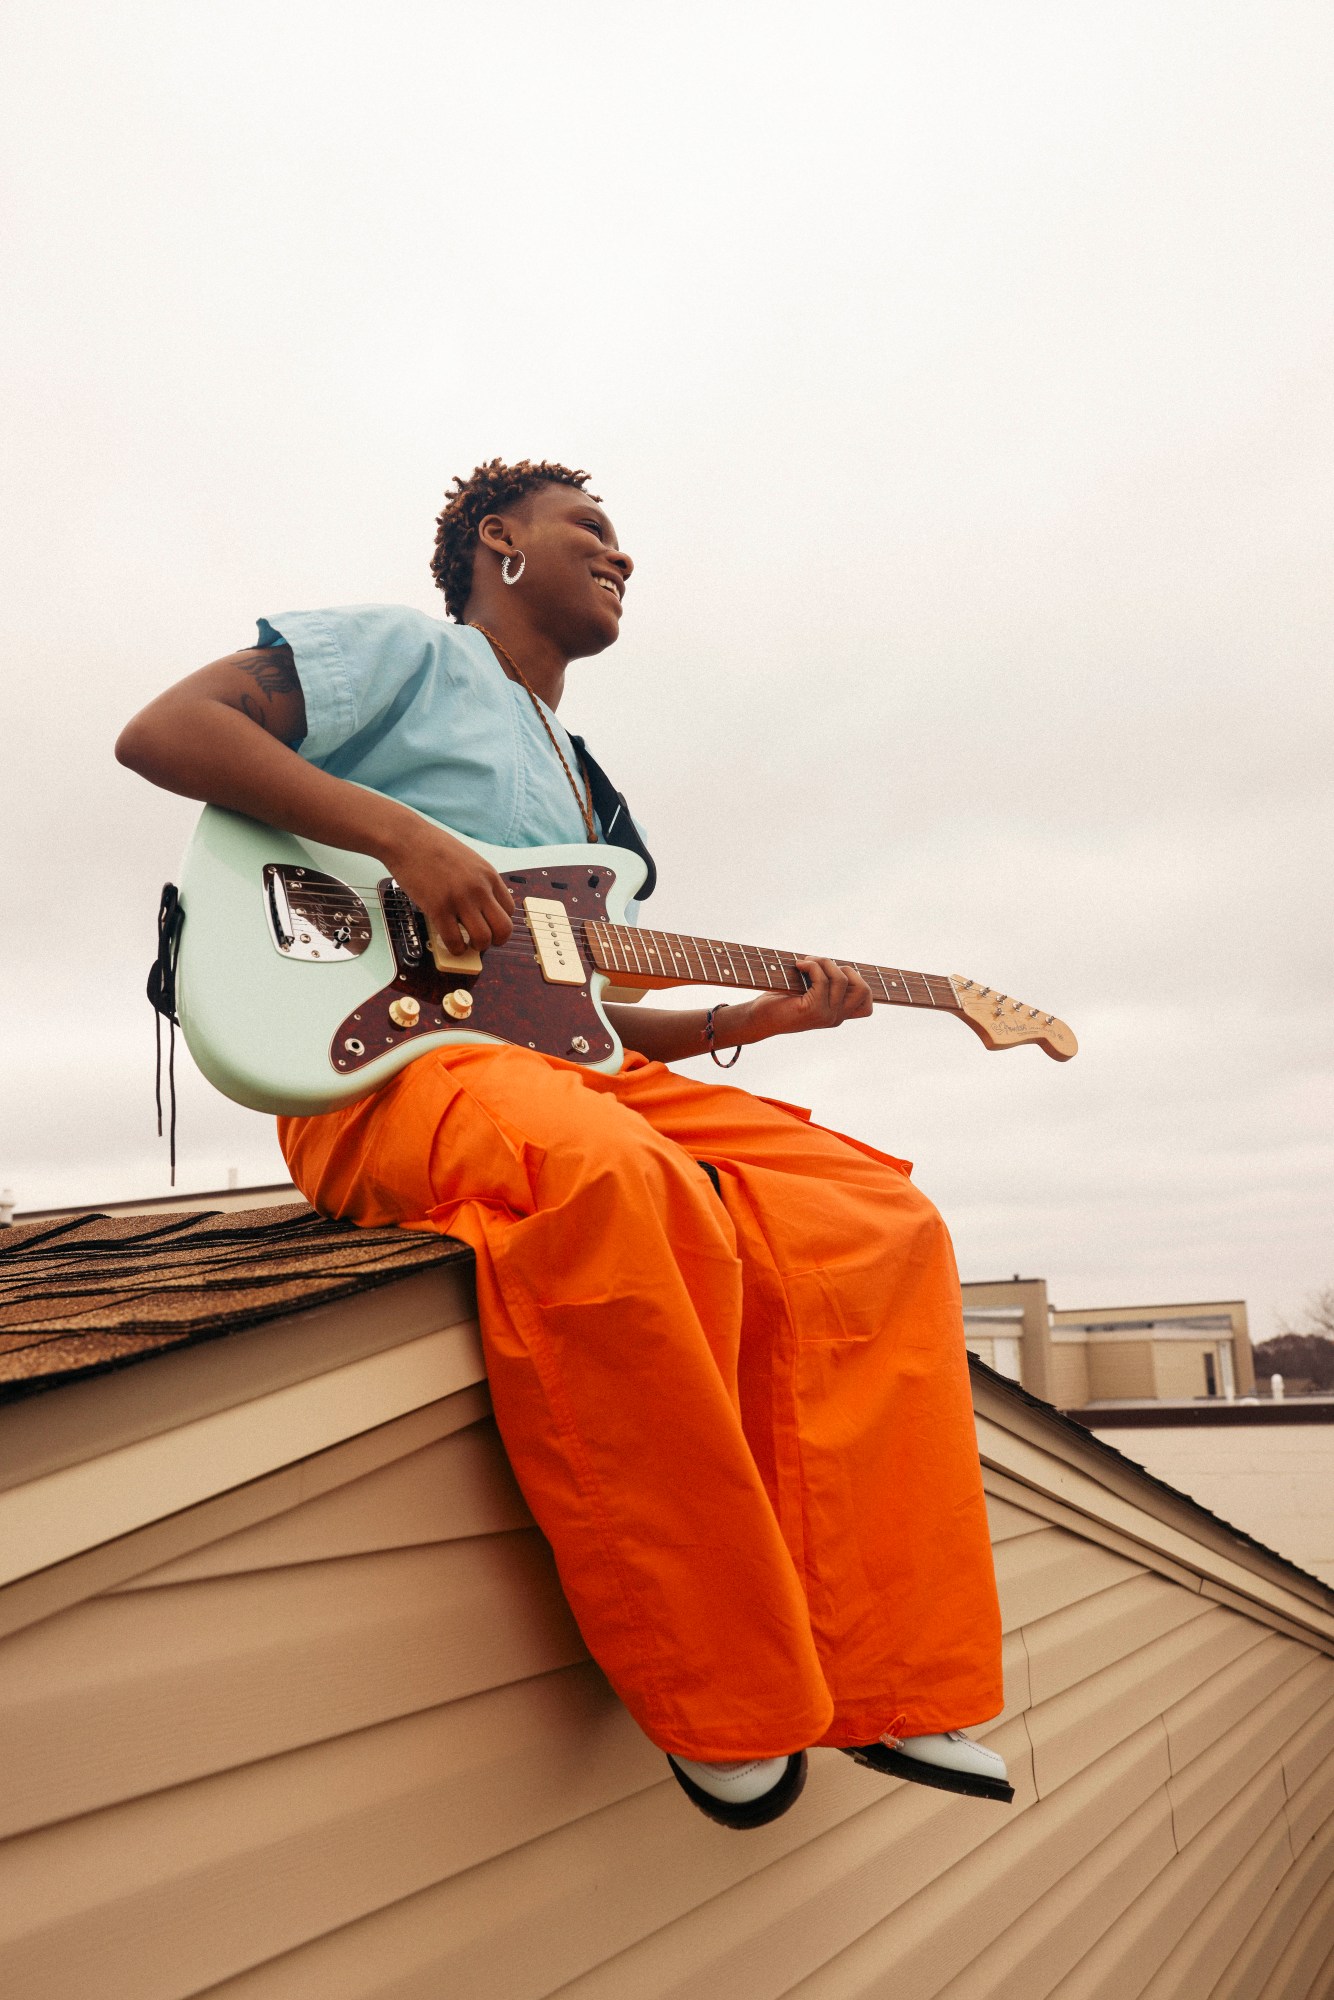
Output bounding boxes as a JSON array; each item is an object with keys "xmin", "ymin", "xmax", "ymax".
[{"xmin": 172, "ymin": 805, "xmax": 1077, "ymax": 1117}]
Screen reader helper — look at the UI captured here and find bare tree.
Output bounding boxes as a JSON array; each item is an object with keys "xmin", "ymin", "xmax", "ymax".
[
  {"xmin": 1277, "ymin": 1285, "xmax": 1334, "ymax": 1341},
  {"xmin": 1256, "ymin": 1286, "xmax": 1334, "ymax": 1392}
]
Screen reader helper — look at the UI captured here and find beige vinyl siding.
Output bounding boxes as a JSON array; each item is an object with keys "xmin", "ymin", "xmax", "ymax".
[
  {"xmin": 1151, "ymin": 1339, "xmax": 1216, "ymax": 1400},
  {"xmin": 1, "ymin": 1293, "xmax": 1332, "ymax": 1998},
  {"xmin": 1086, "ymin": 1340, "xmax": 1157, "ymax": 1401},
  {"xmin": 1049, "ymin": 1343, "xmax": 1090, "ymax": 1409}
]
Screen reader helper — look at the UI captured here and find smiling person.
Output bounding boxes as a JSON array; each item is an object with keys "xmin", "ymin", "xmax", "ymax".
[{"xmin": 116, "ymin": 457, "xmax": 1009, "ymax": 1829}]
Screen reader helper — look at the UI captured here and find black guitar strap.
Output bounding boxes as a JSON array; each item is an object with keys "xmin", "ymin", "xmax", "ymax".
[
  {"xmin": 147, "ymin": 882, "xmax": 184, "ymax": 1184},
  {"xmin": 570, "ymin": 736, "xmax": 658, "ymax": 901}
]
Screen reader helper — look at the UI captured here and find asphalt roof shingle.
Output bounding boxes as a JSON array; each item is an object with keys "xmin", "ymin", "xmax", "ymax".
[{"xmin": 0, "ymin": 1204, "xmax": 472, "ymax": 1404}]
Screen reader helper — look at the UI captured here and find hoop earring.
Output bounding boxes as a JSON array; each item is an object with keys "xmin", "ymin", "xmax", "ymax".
[{"xmin": 501, "ymin": 551, "xmax": 526, "ymax": 585}]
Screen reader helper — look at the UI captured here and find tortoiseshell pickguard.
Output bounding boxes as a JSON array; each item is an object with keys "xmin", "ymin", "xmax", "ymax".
[{"xmin": 329, "ymin": 864, "xmax": 619, "ymax": 1080}]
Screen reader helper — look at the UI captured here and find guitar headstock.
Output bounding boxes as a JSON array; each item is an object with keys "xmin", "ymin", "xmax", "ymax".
[{"xmin": 950, "ymin": 977, "xmax": 1078, "ymax": 1061}]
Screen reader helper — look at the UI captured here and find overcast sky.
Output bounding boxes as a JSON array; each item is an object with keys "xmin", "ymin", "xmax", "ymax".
[{"xmin": 3, "ymin": 3, "xmax": 1331, "ymax": 1337}]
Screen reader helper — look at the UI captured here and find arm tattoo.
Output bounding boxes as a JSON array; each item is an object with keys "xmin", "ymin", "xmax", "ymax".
[
  {"xmin": 232, "ymin": 645, "xmax": 303, "ymax": 741},
  {"xmin": 237, "ymin": 646, "xmax": 300, "ymax": 698}
]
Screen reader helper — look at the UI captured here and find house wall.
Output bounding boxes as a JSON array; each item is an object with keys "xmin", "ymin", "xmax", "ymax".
[
  {"xmin": 1058, "ymin": 1336, "xmax": 1253, "ymax": 1409},
  {"xmin": 1152, "ymin": 1340, "xmax": 1218, "ymax": 1401},
  {"xmin": 1087, "ymin": 1339, "xmax": 1159, "ymax": 1402},
  {"xmin": 1235, "ymin": 1322, "xmax": 1259, "ymax": 1397},
  {"xmin": 965, "ymin": 1333, "xmax": 996, "ymax": 1370},
  {"xmin": 963, "ymin": 1327, "xmax": 1023, "ymax": 1383},
  {"xmin": 960, "ymin": 1280, "xmax": 1052, "ymax": 1401},
  {"xmin": 1049, "ymin": 1343, "xmax": 1091, "ymax": 1409},
  {"xmin": 0, "ymin": 1300, "xmax": 1332, "ymax": 1999},
  {"xmin": 1054, "ymin": 1300, "xmax": 1258, "ymax": 1404}
]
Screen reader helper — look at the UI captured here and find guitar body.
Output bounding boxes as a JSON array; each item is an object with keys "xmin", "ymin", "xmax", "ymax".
[{"xmin": 175, "ymin": 805, "xmax": 646, "ymax": 1116}]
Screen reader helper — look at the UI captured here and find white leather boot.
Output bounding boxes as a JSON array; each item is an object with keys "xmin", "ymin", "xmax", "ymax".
[
  {"xmin": 667, "ymin": 1750, "xmax": 808, "ymax": 1828},
  {"xmin": 842, "ymin": 1729, "xmax": 1013, "ymax": 1803}
]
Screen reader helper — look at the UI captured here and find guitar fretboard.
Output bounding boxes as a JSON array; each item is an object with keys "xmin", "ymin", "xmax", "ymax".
[{"xmin": 586, "ymin": 923, "xmax": 961, "ymax": 1012}]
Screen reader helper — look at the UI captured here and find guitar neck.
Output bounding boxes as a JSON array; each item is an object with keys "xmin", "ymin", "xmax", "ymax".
[{"xmin": 586, "ymin": 922, "xmax": 962, "ymax": 1014}]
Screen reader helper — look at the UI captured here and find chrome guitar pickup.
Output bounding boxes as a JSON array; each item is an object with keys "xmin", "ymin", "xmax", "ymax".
[{"xmin": 379, "ymin": 878, "xmax": 425, "ymax": 968}]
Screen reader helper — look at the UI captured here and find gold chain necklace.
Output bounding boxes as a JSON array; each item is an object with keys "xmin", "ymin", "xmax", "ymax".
[{"xmin": 470, "ymin": 623, "xmax": 597, "ymax": 842}]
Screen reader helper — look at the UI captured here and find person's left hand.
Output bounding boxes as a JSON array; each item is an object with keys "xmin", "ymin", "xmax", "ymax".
[{"xmin": 728, "ymin": 957, "xmax": 875, "ymax": 1046}]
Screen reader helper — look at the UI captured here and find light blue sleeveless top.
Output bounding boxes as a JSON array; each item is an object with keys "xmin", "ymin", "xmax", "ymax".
[{"xmin": 257, "ymin": 605, "xmax": 619, "ymax": 852}]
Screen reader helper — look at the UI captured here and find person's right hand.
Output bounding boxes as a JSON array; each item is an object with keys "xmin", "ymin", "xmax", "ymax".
[{"xmin": 384, "ymin": 818, "xmax": 515, "ymax": 955}]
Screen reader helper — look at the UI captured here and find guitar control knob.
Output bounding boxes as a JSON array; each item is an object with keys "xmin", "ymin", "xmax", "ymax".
[
  {"xmin": 388, "ymin": 996, "xmax": 421, "ymax": 1029},
  {"xmin": 443, "ymin": 988, "xmax": 474, "ymax": 1020},
  {"xmin": 570, "ymin": 1035, "xmax": 590, "ymax": 1055}
]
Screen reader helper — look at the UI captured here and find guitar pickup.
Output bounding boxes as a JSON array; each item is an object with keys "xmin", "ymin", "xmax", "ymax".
[{"xmin": 525, "ymin": 897, "xmax": 585, "ymax": 985}]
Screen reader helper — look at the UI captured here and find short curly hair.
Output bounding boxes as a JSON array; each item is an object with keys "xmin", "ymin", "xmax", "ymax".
[{"xmin": 430, "ymin": 457, "xmax": 600, "ymax": 619}]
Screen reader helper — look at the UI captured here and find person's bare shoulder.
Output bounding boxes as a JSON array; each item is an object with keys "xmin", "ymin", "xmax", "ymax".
[
  {"xmin": 212, "ymin": 644, "xmax": 306, "ymax": 743},
  {"xmin": 116, "ymin": 643, "xmax": 308, "ymax": 778}
]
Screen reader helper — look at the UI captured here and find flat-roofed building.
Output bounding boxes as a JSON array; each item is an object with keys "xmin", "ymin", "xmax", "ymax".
[
  {"xmin": 961, "ymin": 1280, "xmax": 1258, "ymax": 1411},
  {"xmin": 1051, "ymin": 1298, "xmax": 1257, "ymax": 1408},
  {"xmin": 961, "ymin": 1276, "xmax": 1053, "ymax": 1400}
]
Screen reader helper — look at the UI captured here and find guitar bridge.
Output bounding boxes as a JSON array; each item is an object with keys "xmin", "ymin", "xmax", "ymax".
[{"xmin": 263, "ymin": 866, "xmax": 371, "ymax": 961}]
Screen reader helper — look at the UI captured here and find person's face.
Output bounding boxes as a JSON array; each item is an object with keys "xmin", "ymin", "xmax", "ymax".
[{"xmin": 480, "ymin": 484, "xmax": 634, "ymax": 656}]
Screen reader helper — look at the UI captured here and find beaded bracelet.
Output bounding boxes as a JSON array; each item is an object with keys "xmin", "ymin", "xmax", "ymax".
[{"xmin": 704, "ymin": 1003, "xmax": 742, "ymax": 1069}]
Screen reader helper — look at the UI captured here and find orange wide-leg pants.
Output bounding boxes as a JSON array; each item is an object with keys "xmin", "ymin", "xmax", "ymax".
[{"xmin": 279, "ymin": 1045, "xmax": 1003, "ymax": 1760}]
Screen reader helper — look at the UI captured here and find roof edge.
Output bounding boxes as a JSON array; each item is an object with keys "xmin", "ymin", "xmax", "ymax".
[{"xmin": 969, "ymin": 1355, "xmax": 1334, "ymax": 1636}]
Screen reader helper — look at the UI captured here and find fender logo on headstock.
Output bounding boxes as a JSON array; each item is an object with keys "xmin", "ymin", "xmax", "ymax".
[{"xmin": 950, "ymin": 978, "xmax": 1078, "ymax": 1061}]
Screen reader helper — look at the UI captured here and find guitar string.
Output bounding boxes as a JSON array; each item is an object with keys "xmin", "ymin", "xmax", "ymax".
[
  {"xmin": 284, "ymin": 891, "xmax": 945, "ymax": 961},
  {"xmin": 274, "ymin": 891, "xmax": 946, "ymax": 966},
  {"xmin": 271, "ymin": 911, "xmax": 951, "ymax": 984},
  {"xmin": 271, "ymin": 903, "xmax": 957, "ymax": 991},
  {"xmin": 270, "ymin": 890, "xmax": 962, "ymax": 996},
  {"xmin": 278, "ymin": 947, "xmax": 960, "ymax": 1010},
  {"xmin": 281, "ymin": 884, "xmax": 968, "ymax": 977},
  {"xmin": 262, "ymin": 918, "xmax": 1047, "ymax": 1023},
  {"xmin": 280, "ymin": 901, "xmax": 927, "ymax": 956}
]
